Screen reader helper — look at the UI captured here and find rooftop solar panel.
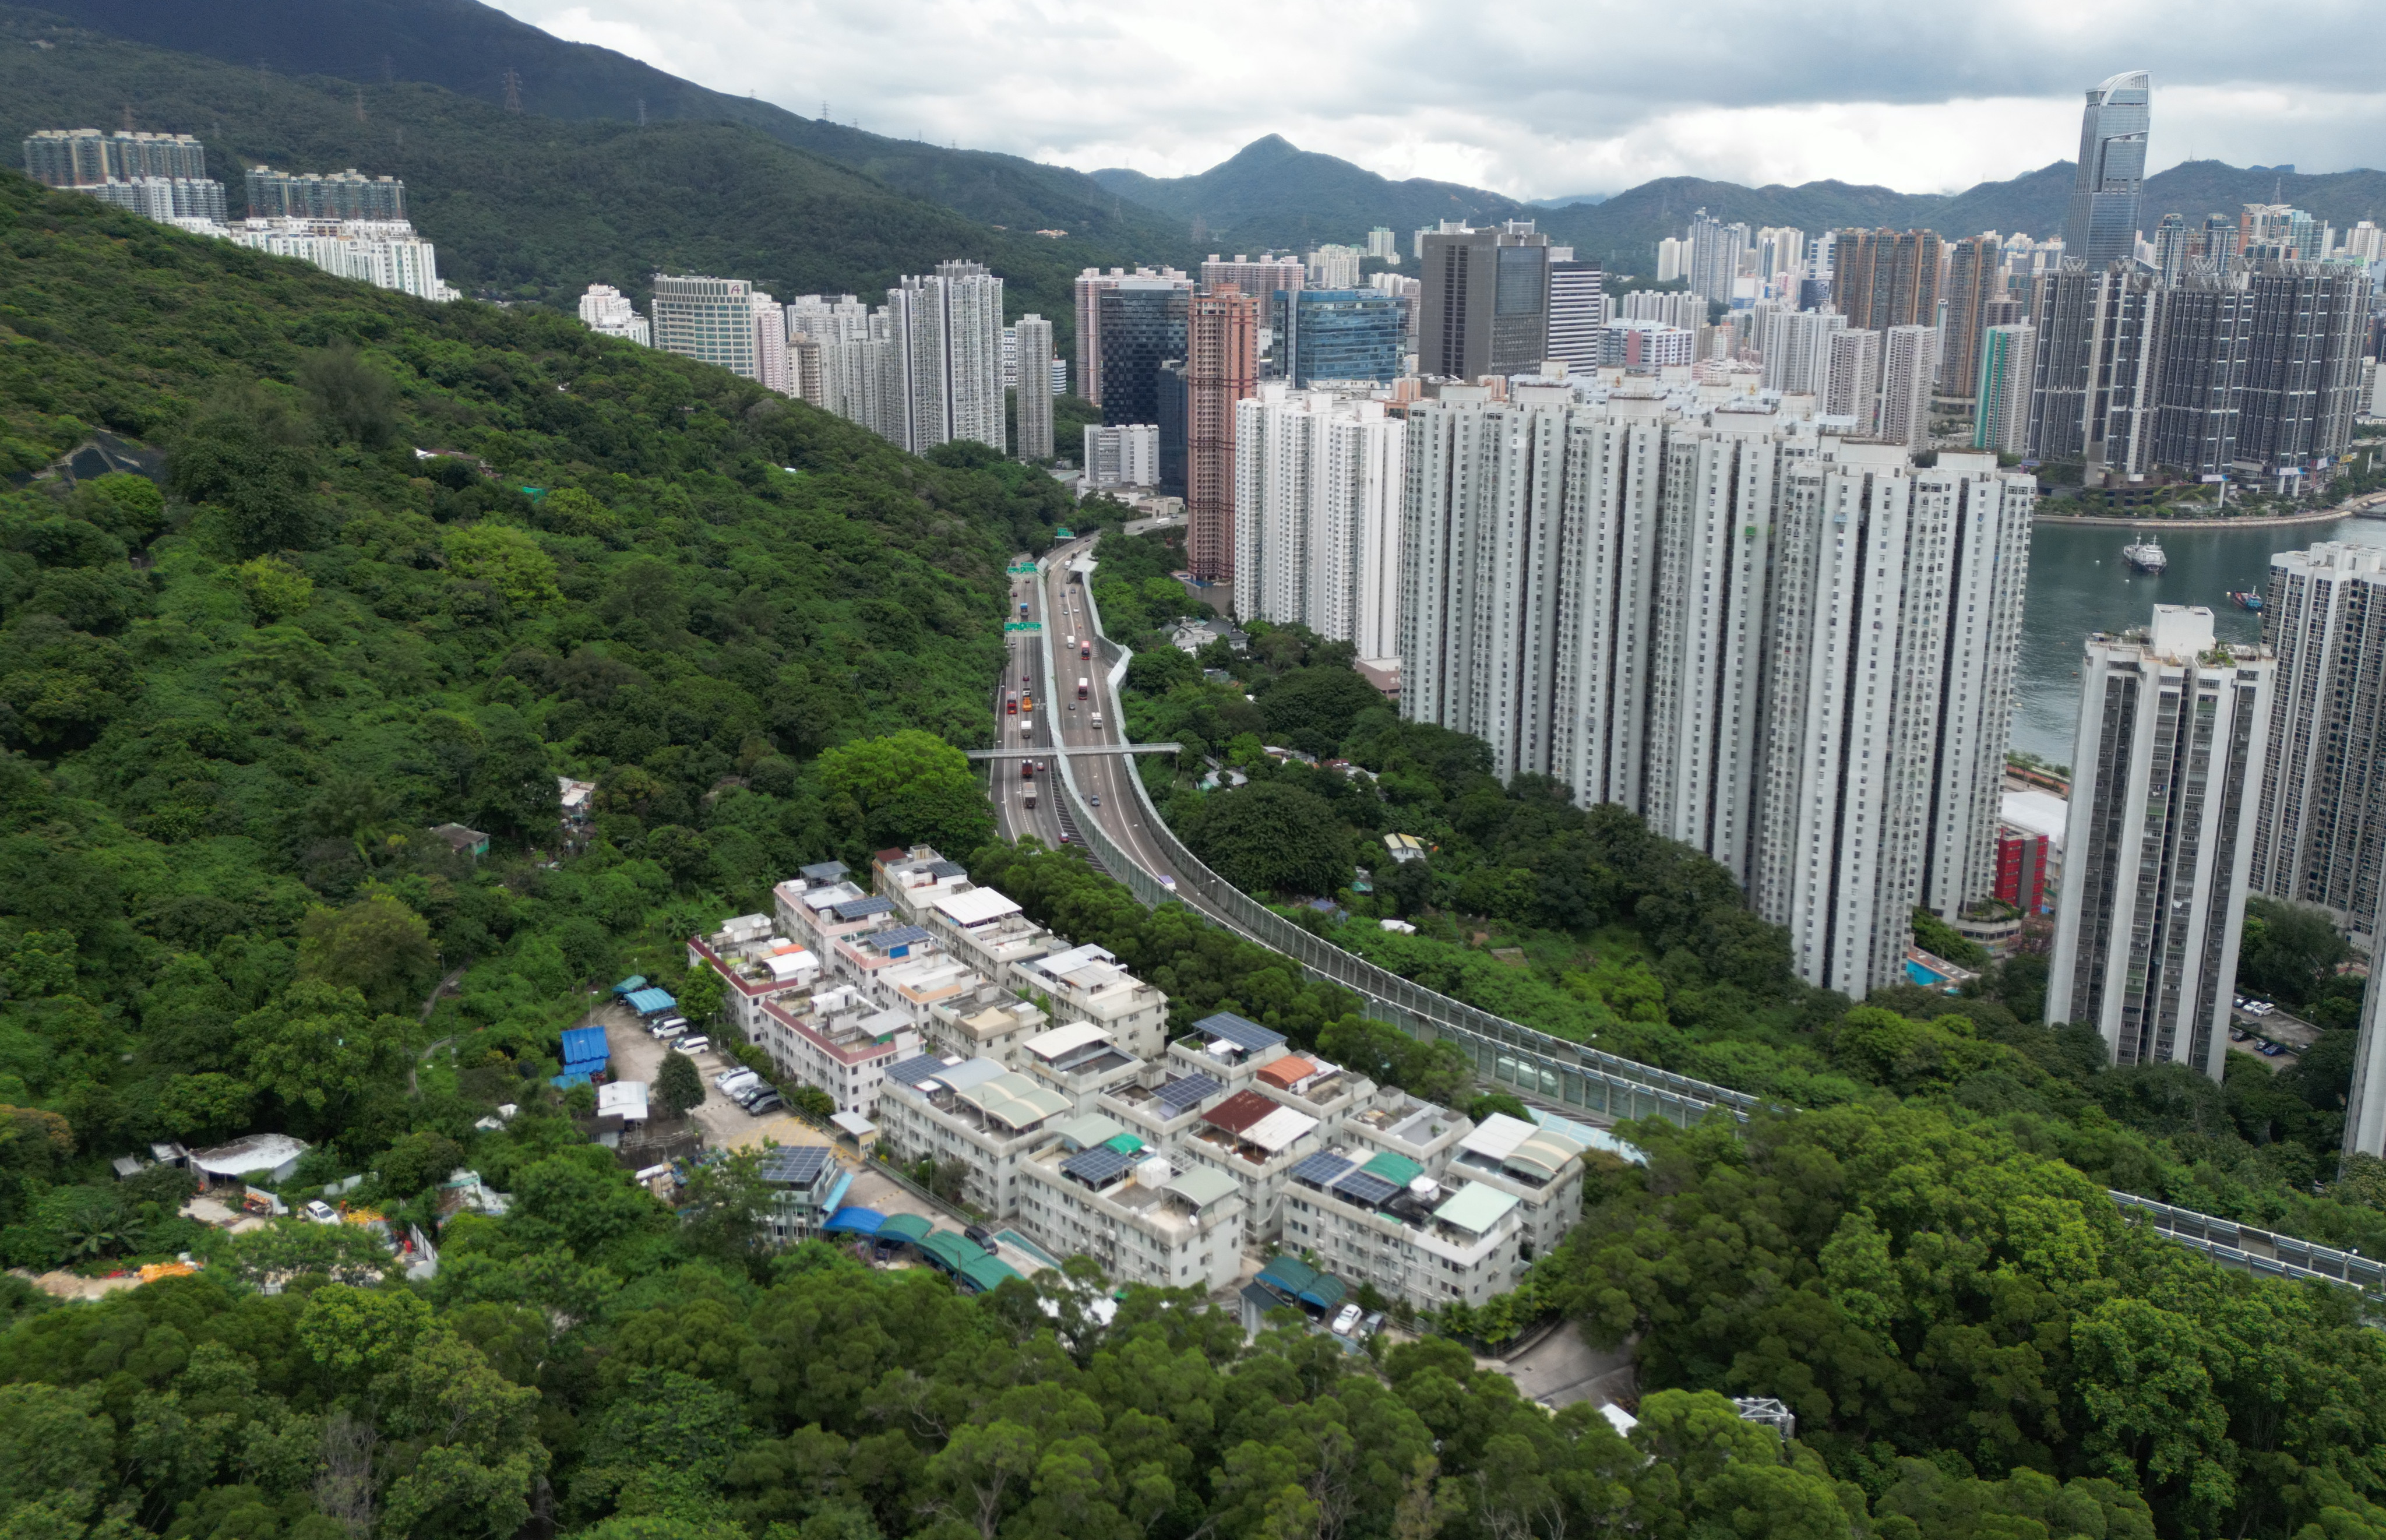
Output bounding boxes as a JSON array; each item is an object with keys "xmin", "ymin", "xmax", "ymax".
[
  {"xmin": 757, "ymin": 1147, "xmax": 829, "ymax": 1185},
  {"xmin": 926, "ymin": 860, "xmax": 968, "ymax": 879},
  {"xmin": 1332, "ymin": 1170, "xmax": 1403, "ymax": 1207},
  {"xmin": 871, "ymin": 925, "xmax": 934, "ymax": 951},
  {"xmin": 831, "ymin": 895, "xmax": 896, "ymax": 921},
  {"xmin": 1194, "ymin": 1012, "xmax": 1285, "ymax": 1052},
  {"xmin": 1289, "ymin": 1153, "xmax": 1356, "ymax": 1188},
  {"xmin": 1060, "ymin": 1145, "xmax": 1136, "ymax": 1184},
  {"xmin": 1155, "ymin": 1073, "xmax": 1224, "ymax": 1112},
  {"xmin": 887, "ymin": 1055, "xmax": 954, "ymax": 1087}
]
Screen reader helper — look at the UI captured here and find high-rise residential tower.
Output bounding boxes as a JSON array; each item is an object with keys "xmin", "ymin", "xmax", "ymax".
[
  {"xmin": 578, "ymin": 284, "xmax": 651, "ymax": 347},
  {"xmin": 2063, "ymin": 71, "xmax": 2152, "ymax": 267},
  {"xmin": 1830, "ymin": 229, "xmax": 1943, "ymax": 335},
  {"xmin": 1545, "ymin": 260, "xmax": 1607, "ymax": 376},
  {"xmin": 1399, "ymin": 393, "xmax": 2031, "ymax": 996},
  {"xmin": 1822, "ymin": 329, "xmax": 1883, "ymax": 427},
  {"xmin": 1418, "ymin": 222, "xmax": 1552, "ymax": 379},
  {"xmin": 1972, "ymin": 323, "xmax": 2037, "ymax": 455},
  {"xmin": 2249, "ymin": 543, "xmax": 2386, "ymax": 931},
  {"xmin": 2152, "ymin": 213, "xmax": 2191, "ymax": 283},
  {"xmin": 2047, "ymin": 605, "xmax": 2271, "ymax": 1081},
  {"xmin": 885, "ymin": 261, "xmax": 1005, "ymax": 456},
  {"xmin": 1939, "ymin": 235, "xmax": 2002, "ymax": 403},
  {"xmin": 1013, "ymin": 314, "xmax": 1055, "ymax": 461},
  {"xmin": 1686, "ymin": 210, "xmax": 1750, "ymax": 305},
  {"xmin": 1761, "ymin": 309, "xmax": 1846, "ymax": 396},
  {"xmin": 1876, "ymin": 326, "xmax": 1937, "ymax": 449},
  {"xmin": 1233, "ymin": 383, "xmax": 1405, "ymax": 658},
  {"xmin": 651, "ymin": 274, "xmax": 762, "ymax": 379},
  {"xmin": 1186, "ymin": 286, "xmax": 1261, "ymax": 583},
  {"xmin": 2027, "ymin": 261, "xmax": 2164, "ymax": 475}
]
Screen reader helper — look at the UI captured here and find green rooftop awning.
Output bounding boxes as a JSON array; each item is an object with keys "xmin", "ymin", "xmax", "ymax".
[
  {"xmin": 916, "ymin": 1231, "xmax": 979, "ymax": 1272},
  {"xmin": 1102, "ymin": 1133, "xmax": 1147, "ymax": 1156},
  {"xmin": 876, "ymin": 1213, "xmax": 934, "ymax": 1244},
  {"xmin": 957, "ymin": 1254, "xmax": 1024, "ymax": 1293},
  {"xmin": 1362, "ymin": 1151, "xmax": 1425, "ymax": 1188}
]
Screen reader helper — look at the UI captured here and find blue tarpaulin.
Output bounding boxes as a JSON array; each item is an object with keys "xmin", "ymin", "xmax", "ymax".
[
  {"xmin": 624, "ymin": 988, "xmax": 676, "ymax": 1016},
  {"xmin": 551, "ymin": 1070, "xmax": 591, "ymax": 1088},
  {"xmin": 561, "ymin": 1027, "xmax": 609, "ymax": 1068},
  {"xmin": 821, "ymin": 1207, "xmax": 885, "ymax": 1236}
]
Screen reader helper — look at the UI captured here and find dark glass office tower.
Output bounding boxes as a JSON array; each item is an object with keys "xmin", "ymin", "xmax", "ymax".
[
  {"xmin": 2063, "ymin": 71, "xmax": 2151, "ymax": 266},
  {"xmin": 1098, "ymin": 284, "xmax": 1187, "ymax": 427}
]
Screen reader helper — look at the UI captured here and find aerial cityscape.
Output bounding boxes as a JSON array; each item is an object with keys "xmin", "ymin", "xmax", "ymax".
[{"xmin": 3, "ymin": 4, "xmax": 2386, "ymax": 1539}]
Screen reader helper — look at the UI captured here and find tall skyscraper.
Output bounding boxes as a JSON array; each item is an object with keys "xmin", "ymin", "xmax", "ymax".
[
  {"xmin": 246, "ymin": 165, "xmax": 407, "ymax": 220},
  {"xmin": 1830, "ymin": 229, "xmax": 1943, "ymax": 335},
  {"xmin": 1972, "ymin": 323, "xmax": 2036, "ymax": 454},
  {"xmin": 1686, "ymin": 210, "xmax": 1750, "ymax": 304},
  {"xmin": 652, "ymin": 274, "xmax": 761, "ymax": 379},
  {"xmin": 1418, "ymin": 221, "xmax": 1552, "ymax": 379},
  {"xmin": 2151, "ymin": 213, "xmax": 2191, "ymax": 283},
  {"xmin": 1754, "ymin": 227, "xmax": 1809, "ymax": 285},
  {"xmin": 1619, "ymin": 290, "xmax": 1705, "ymax": 330},
  {"xmin": 1876, "ymin": 326, "xmax": 1937, "ymax": 448},
  {"xmin": 1281, "ymin": 291, "xmax": 1405, "ymax": 386},
  {"xmin": 22, "ymin": 128, "xmax": 207, "ymax": 185},
  {"xmin": 2198, "ymin": 213, "xmax": 2241, "ymax": 268},
  {"xmin": 1157, "ymin": 360, "xmax": 1188, "ymax": 498},
  {"xmin": 886, "ymin": 260, "xmax": 1005, "ymax": 456},
  {"xmin": 752, "ymin": 291, "xmax": 792, "ymax": 397},
  {"xmin": 1233, "ymin": 384, "xmax": 1405, "ymax": 658},
  {"xmin": 2350, "ymin": 944, "xmax": 2386, "ymax": 1158},
  {"xmin": 1655, "ymin": 237, "xmax": 1687, "ymax": 283},
  {"xmin": 2063, "ymin": 71, "xmax": 2152, "ymax": 267},
  {"xmin": 1399, "ymin": 393, "xmax": 2031, "ymax": 996},
  {"xmin": 1939, "ymin": 235, "xmax": 2002, "ymax": 401},
  {"xmin": 1761, "ymin": 309, "xmax": 1846, "ymax": 396},
  {"xmin": 1013, "ymin": 314, "xmax": 1055, "ymax": 461},
  {"xmin": 2147, "ymin": 269, "xmax": 2250, "ymax": 477},
  {"xmin": 1305, "ymin": 245, "xmax": 1363, "ymax": 288},
  {"xmin": 1186, "ymin": 286, "xmax": 1261, "ymax": 583},
  {"xmin": 1098, "ymin": 283, "xmax": 1189, "ymax": 428},
  {"xmin": 578, "ymin": 283, "xmax": 650, "ymax": 346},
  {"xmin": 1545, "ymin": 261, "xmax": 1607, "ymax": 376},
  {"xmin": 1074, "ymin": 265, "xmax": 1190, "ymax": 407},
  {"xmin": 2249, "ymin": 544, "xmax": 2386, "ymax": 935},
  {"xmin": 1822, "ymin": 329, "xmax": 1883, "ymax": 427},
  {"xmin": 2047, "ymin": 605, "xmax": 2271, "ymax": 1080},
  {"xmin": 2232, "ymin": 262, "xmax": 2374, "ymax": 482},
  {"xmin": 2027, "ymin": 262, "xmax": 2164, "ymax": 475}
]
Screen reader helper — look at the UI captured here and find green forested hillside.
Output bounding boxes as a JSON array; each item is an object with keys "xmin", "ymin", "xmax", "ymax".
[
  {"xmin": 24, "ymin": 0, "xmax": 1199, "ymax": 255},
  {"xmin": 0, "ymin": 168, "xmax": 1083, "ymax": 1185},
  {"xmin": 0, "ymin": 7, "xmax": 1136, "ymax": 337}
]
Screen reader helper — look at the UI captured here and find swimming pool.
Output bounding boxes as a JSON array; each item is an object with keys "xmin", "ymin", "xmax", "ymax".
[{"xmin": 1906, "ymin": 959, "xmax": 1949, "ymax": 988}]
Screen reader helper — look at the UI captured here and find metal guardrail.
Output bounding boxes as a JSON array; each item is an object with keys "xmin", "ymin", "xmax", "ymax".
[
  {"xmin": 1039, "ymin": 543, "xmax": 2384, "ymax": 1303},
  {"xmin": 1049, "ymin": 545, "xmax": 1753, "ymax": 1132}
]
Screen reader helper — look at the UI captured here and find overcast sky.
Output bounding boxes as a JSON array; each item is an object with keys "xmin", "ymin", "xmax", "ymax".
[{"xmin": 495, "ymin": 0, "xmax": 2386, "ymax": 197}]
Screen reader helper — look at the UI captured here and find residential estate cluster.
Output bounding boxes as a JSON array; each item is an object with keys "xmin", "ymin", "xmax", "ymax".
[
  {"xmin": 684, "ymin": 845, "xmax": 1619, "ymax": 1309},
  {"xmin": 21, "ymin": 129, "xmax": 453, "ymax": 302}
]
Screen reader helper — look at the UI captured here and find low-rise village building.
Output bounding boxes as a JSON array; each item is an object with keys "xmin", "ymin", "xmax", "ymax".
[
  {"xmin": 1016, "ymin": 1123, "xmax": 1245, "ymax": 1291},
  {"xmin": 1447, "ymin": 1113, "xmax": 1590, "ymax": 1262},
  {"xmin": 1174, "ymin": 1087, "xmax": 1324, "ymax": 1244},
  {"xmin": 926, "ymin": 985, "xmax": 1053, "ymax": 1062},
  {"xmin": 1013, "ymin": 943, "xmax": 1169, "ymax": 1060},
  {"xmin": 752, "ymin": 984, "xmax": 920, "ymax": 1113},
  {"xmin": 686, "ymin": 912, "xmax": 822, "ymax": 1041},
  {"xmin": 876, "ymin": 1053, "xmax": 1072, "ymax": 1217},
  {"xmin": 1017, "ymin": 1021, "xmax": 1144, "ymax": 1109},
  {"xmin": 1280, "ymin": 1152, "xmax": 1529, "ymax": 1312}
]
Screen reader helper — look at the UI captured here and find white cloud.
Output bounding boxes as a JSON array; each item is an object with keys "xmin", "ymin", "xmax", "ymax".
[{"xmin": 491, "ymin": 0, "xmax": 2386, "ymax": 196}]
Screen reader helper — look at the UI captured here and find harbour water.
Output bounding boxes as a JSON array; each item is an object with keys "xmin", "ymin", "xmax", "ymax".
[{"xmin": 2012, "ymin": 515, "xmax": 2386, "ymax": 764}]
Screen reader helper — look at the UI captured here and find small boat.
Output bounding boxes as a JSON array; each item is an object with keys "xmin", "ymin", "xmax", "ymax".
[
  {"xmin": 2228, "ymin": 590, "xmax": 2264, "ymax": 612},
  {"xmin": 2122, "ymin": 539, "xmax": 2168, "ymax": 574}
]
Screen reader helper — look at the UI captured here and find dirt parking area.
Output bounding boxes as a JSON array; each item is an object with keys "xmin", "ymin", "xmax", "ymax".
[{"xmin": 588, "ymin": 1004, "xmax": 814, "ymax": 1148}]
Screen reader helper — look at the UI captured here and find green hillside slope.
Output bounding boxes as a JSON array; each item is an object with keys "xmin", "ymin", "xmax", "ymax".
[
  {"xmin": 1092, "ymin": 134, "xmax": 1529, "ymax": 248},
  {"xmin": 20, "ymin": 0, "xmax": 1198, "ymax": 257},
  {"xmin": 0, "ymin": 167, "xmax": 1075, "ymax": 1169},
  {"xmin": 0, "ymin": 8, "xmax": 1127, "ymax": 339}
]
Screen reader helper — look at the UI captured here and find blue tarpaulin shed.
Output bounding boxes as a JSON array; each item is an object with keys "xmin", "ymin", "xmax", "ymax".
[
  {"xmin": 561, "ymin": 1027, "xmax": 609, "ymax": 1070},
  {"xmin": 551, "ymin": 1070, "xmax": 591, "ymax": 1088},
  {"xmin": 624, "ymin": 988, "xmax": 676, "ymax": 1017},
  {"xmin": 821, "ymin": 1207, "xmax": 884, "ymax": 1236}
]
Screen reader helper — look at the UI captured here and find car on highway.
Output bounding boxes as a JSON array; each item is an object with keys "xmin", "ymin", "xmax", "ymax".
[
  {"xmin": 1158, "ymin": 875, "xmax": 1176, "ymax": 889},
  {"xmin": 1089, "ymin": 793, "xmax": 1100, "ymax": 806}
]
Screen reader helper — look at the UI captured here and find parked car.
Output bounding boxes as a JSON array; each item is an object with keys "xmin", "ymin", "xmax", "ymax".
[
  {"xmin": 964, "ymin": 1224, "xmax": 1000, "ymax": 1254},
  {"xmin": 1361, "ymin": 1312, "xmax": 1384, "ymax": 1338},
  {"xmin": 674, "ymin": 1036, "xmax": 710, "ymax": 1055},
  {"xmin": 2230, "ymin": 1027, "xmax": 2249, "ymax": 1041},
  {"xmin": 304, "ymin": 1200, "xmax": 339, "ymax": 1225},
  {"xmin": 743, "ymin": 1093, "xmax": 785, "ymax": 1115},
  {"xmin": 653, "ymin": 1023, "xmax": 687, "ymax": 1041},
  {"xmin": 1330, "ymin": 1303, "xmax": 1363, "ymax": 1336},
  {"xmin": 651, "ymin": 1015, "xmax": 688, "ymax": 1035},
  {"xmin": 2259, "ymin": 1041, "xmax": 2286, "ymax": 1057},
  {"xmin": 717, "ymin": 1069, "xmax": 762, "ymax": 1095}
]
